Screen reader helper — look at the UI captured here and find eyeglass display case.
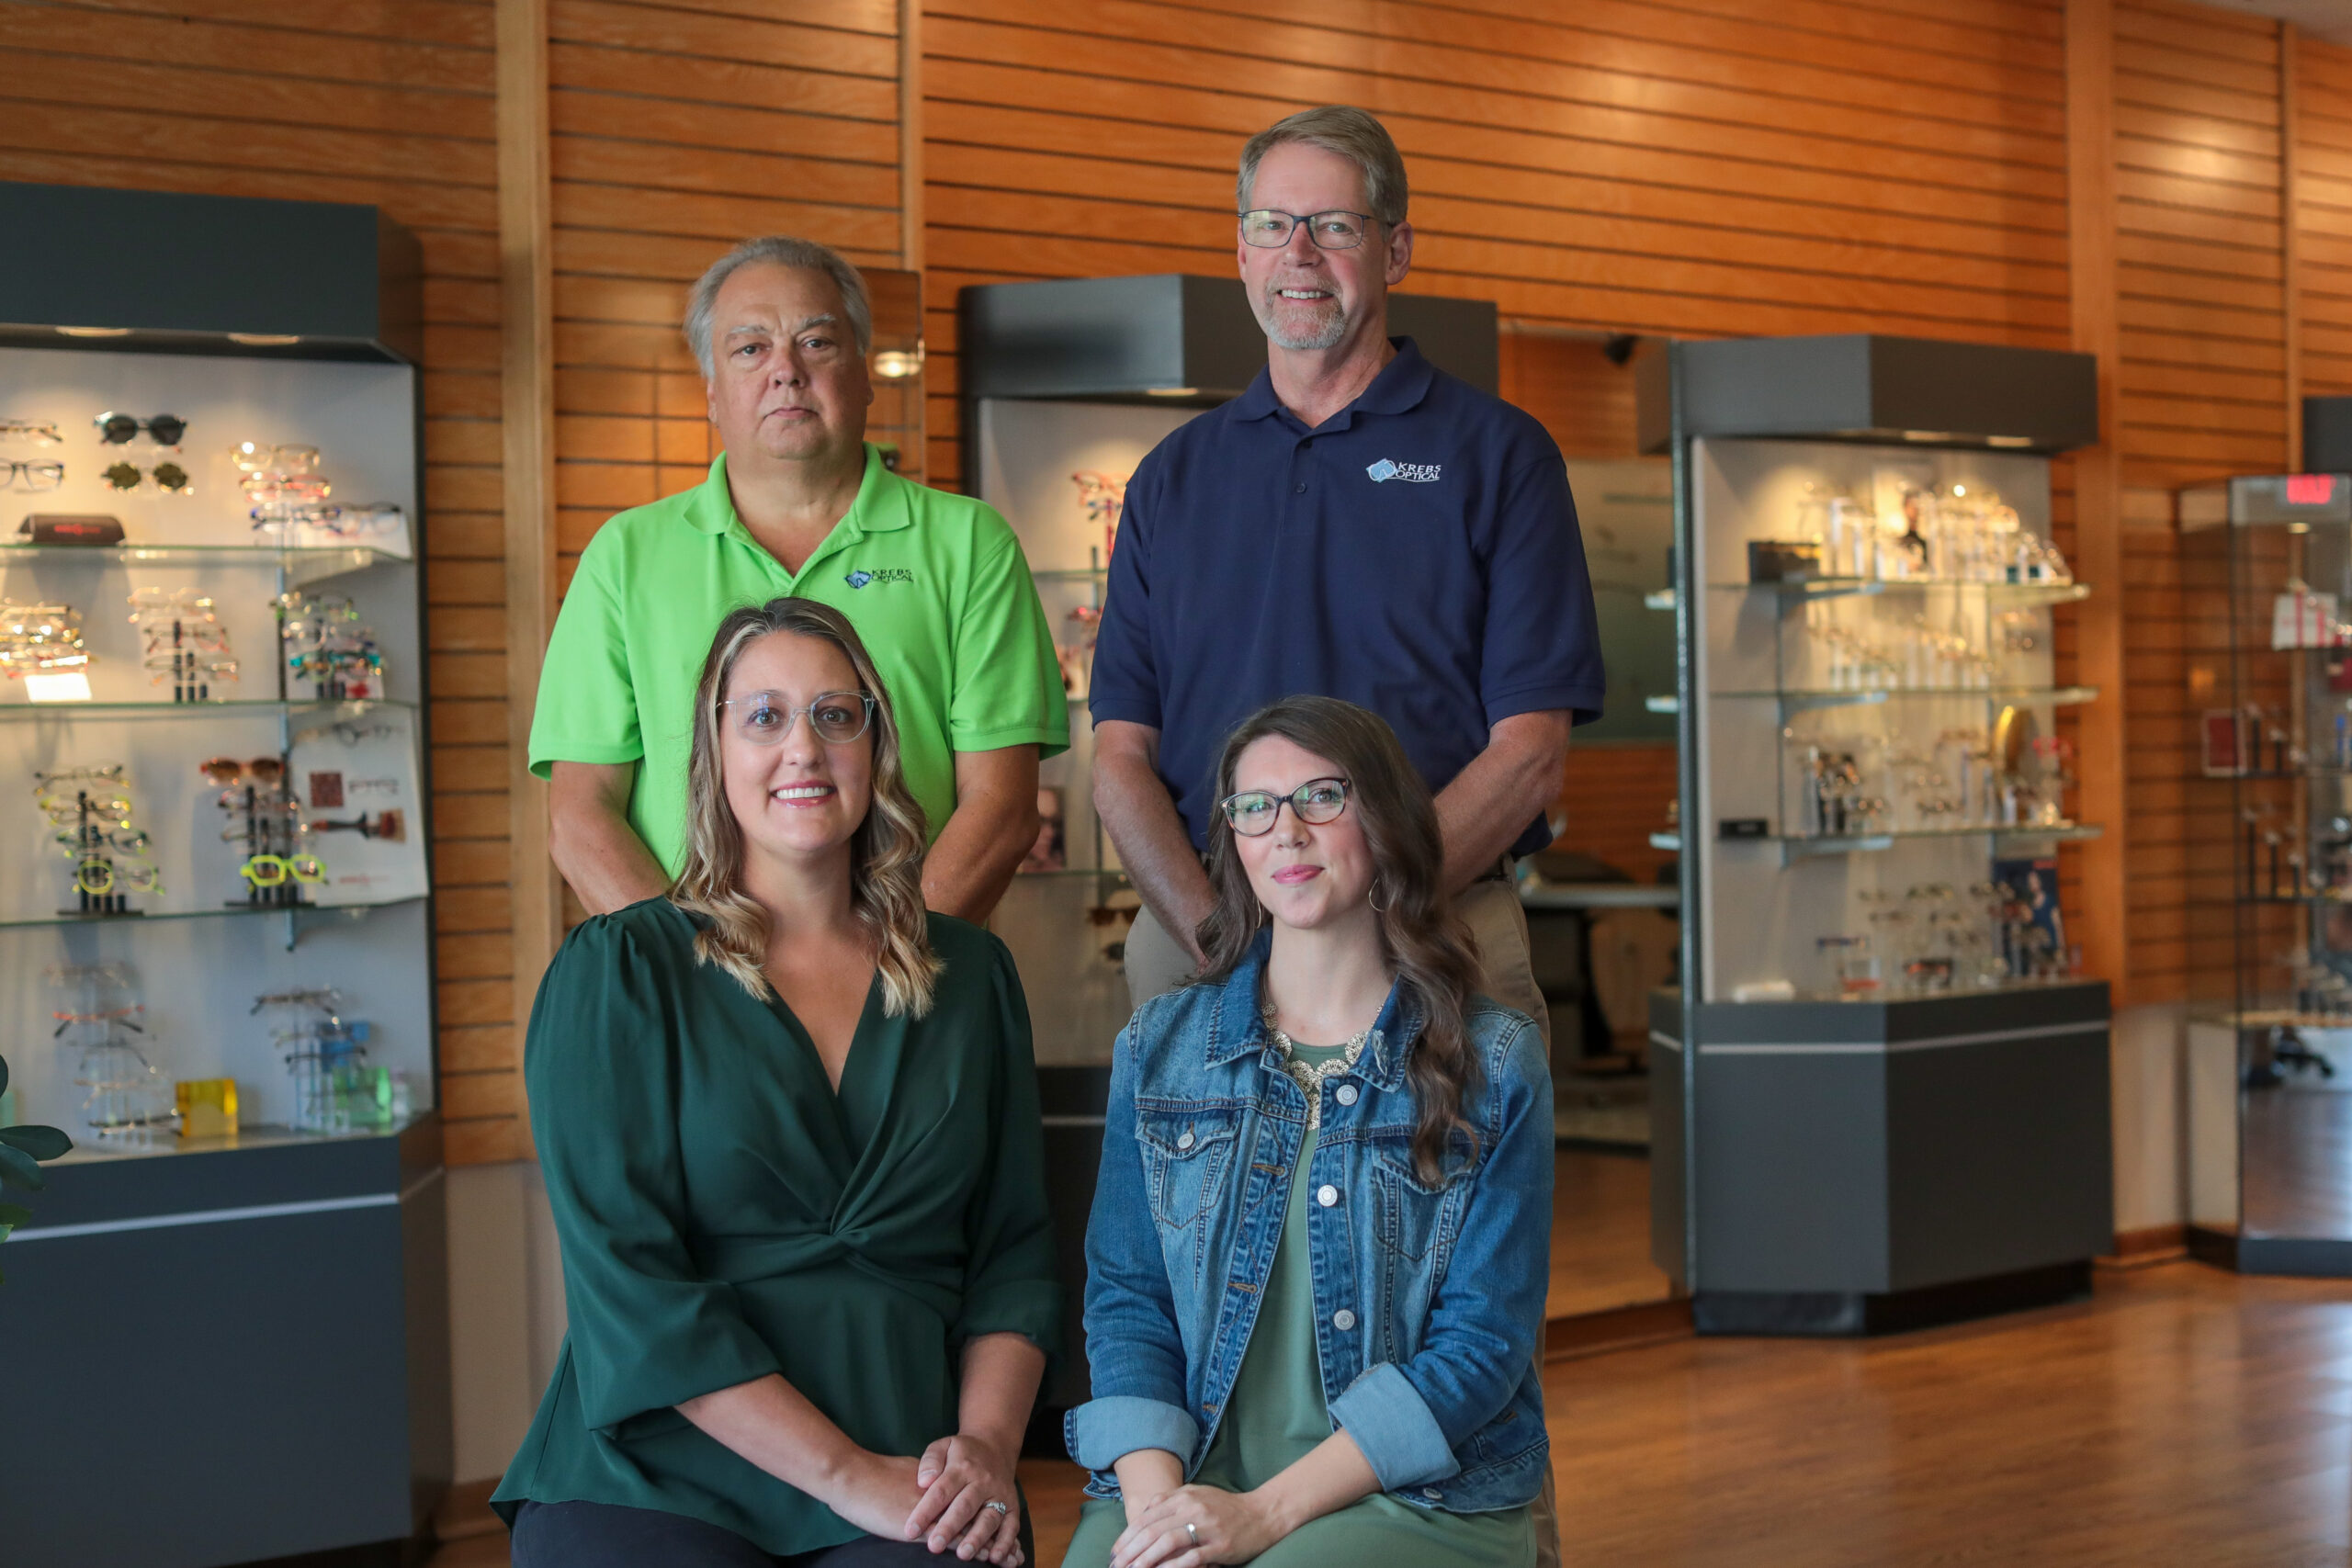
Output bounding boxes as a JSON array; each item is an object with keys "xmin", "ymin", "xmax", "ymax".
[
  {"xmin": 1643, "ymin": 334, "xmax": 2116, "ymax": 1334},
  {"xmin": 2182, "ymin": 471, "xmax": 2352, "ymax": 1277},
  {"xmin": 0, "ymin": 181, "xmax": 447, "ymax": 1567}
]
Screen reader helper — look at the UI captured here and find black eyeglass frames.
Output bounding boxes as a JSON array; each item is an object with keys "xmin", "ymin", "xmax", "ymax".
[
  {"xmin": 1220, "ymin": 776, "xmax": 1351, "ymax": 836},
  {"xmin": 1238, "ymin": 209, "xmax": 1383, "ymax": 250}
]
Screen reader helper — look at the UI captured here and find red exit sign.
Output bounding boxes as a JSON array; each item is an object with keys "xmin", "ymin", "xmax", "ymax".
[{"xmin": 2287, "ymin": 474, "xmax": 2339, "ymax": 507}]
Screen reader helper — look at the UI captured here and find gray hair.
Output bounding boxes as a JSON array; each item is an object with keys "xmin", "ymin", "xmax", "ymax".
[
  {"xmin": 684, "ymin": 236, "xmax": 873, "ymax": 378},
  {"xmin": 1236, "ymin": 106, "xmax": 1409, "ymax": 227}
]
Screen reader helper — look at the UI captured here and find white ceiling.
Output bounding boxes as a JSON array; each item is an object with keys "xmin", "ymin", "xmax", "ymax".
[{"xmin": 2195, "ymin": 0, "xmax": 2352, "ymax": 47}]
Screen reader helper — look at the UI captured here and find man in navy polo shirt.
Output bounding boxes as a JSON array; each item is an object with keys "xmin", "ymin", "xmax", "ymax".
[{"xmin": 1091, "ymin": 105, "xmax": 1606, "ymax": 1033}]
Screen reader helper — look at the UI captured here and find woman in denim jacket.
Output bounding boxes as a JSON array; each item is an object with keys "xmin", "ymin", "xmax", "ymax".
[{"xmin": 1063, "ymin": 695, "xmax": 1553, "ymax": 1567}]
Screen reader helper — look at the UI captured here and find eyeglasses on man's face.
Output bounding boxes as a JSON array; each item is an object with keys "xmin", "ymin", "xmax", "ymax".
[
  {"xmin": 1238, "ymin": 209, "xmax": 1381, "ymax": 251},
  {"xmin": 717, "ymin": 689, "xmax": 876, "ymax": 746},
  {"xmin": 1221, "ymin": 776, "xmax": 1351, "ymax": 836}
]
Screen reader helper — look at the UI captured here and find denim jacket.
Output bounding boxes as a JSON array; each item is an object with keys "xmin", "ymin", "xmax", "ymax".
[{"xmin": 1065, "ymin": 931, "xmax": 1554, "ymax": 1513}]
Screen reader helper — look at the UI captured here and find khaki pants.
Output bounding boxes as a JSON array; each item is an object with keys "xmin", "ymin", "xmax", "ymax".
[{"xmin": 1122, "ymin": 878, "xmax": 1562, "ymax": 1568}]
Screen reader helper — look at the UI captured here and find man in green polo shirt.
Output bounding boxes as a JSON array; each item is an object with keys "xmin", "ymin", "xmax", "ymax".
[{"xmin": 530, "ymin": 236, "xmax": 1067, "ymax": 920}]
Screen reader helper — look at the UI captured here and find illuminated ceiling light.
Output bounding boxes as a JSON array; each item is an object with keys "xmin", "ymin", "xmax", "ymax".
[
  {"xmin": 55, "ymin": 325, "xmax": 130, "ymax": 338},
  {"xmin": 227, "ymin": 333, "xmax": 302, "ymax": 346},
  {"xmin": 871, "ymin": 346, "xmax": 924, "ymax": 379}
]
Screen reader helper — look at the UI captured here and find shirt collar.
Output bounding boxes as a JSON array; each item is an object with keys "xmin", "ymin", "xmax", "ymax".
[
  {"xmin": 1203, "ymin": 925, "xmax": 1422, "ymax": 1089},
  {"xmin": 1228, "ymin": 335, "xmax": 1435, "ymax": 428},
  {"xmin": 684, "ymin": 443, "xmax": 910, "ymax": 536}
]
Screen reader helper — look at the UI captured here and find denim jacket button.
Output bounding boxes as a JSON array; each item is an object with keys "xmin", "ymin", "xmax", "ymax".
[
  {"xmin": 1316, "ymin": 1184, "xmax": 1340, "ymax": 1207},
  {"xmin": 1335, "ymin": 1084, "xmax": 1359, "ymax": 1106},
  {"xmin": 1421, "ymin": 1487, "xmax": 1443, "ymax": 1501},
  {"xmin": 1331, "ymin": 1308, "xmax": 1357, "ymax": 1331},
  {"xmin": 1177, "ymin": 1130, "xmax": 1195, "ymax": 1150}
]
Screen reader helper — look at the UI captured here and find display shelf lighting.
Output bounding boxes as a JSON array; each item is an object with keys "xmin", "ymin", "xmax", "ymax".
[
  {"xmin": 55, "ymin": 326, "xmax": 130, "ymax": 338},
  {"xmin": 227, "ymin": 333, "xmax": 302, "ymax": 347},
  {"xmin": 1147, "ymin": 386, "xmax": 1199, "ymax": 397},
  {"xmin": 871, "ymin": 345, "xmax": 924, "ymax": 379},
  {"xmin": 1987, "ymin": 435, "xmax": 2035, "ymax": 448},
  {"xmin": 1901, "ymin": 429, "xmax": 1956, "ymax": 443}
]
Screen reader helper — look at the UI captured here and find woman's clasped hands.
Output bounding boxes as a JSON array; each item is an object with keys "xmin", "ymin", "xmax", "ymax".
[{"xmin": 902, "ymin": 1431, "xmax": 1026, "ymax": 1565}]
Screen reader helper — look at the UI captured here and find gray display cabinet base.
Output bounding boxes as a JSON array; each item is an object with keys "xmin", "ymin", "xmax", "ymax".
[
  {"xmin": 0, "ymin": 1117, "xmax": 449, "ymax": 1568},
  {"xmin": 1651, "ymin": 983, "xmax": 2113, "ymax": 1336}
]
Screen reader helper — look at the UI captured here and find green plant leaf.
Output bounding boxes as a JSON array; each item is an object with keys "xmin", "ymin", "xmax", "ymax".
[
  {"xmin": 0, "ymin": 1143, "xmax": 44, "ymax": 1192},
  {"xmin": 0, "ymin": 1202, "xmax": 28, "ymax": 1228},
  {"xmin": 0, "ymin": 1052, "xmax": 10, "ymax": 1097},
  {"xmin": 0, "ymin": 1125, "xmax": 71, "ymax": 1161}
]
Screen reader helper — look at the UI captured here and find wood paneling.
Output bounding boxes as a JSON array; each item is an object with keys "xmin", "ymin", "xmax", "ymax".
[
  {"xmin": 2301, "ymin": 37, "xmax": 2352, "ymax": 401},
  {"xmin": 2111, "ymin": 0, "xmax": 2289, "ymax": 1007},
  {"xmin": 0, "ymin": 0, "xmax": 512, "ymax": 1155},
  {"xmin": 919, "ymin": 0, "xmax": 2075, "ymax": 487}
]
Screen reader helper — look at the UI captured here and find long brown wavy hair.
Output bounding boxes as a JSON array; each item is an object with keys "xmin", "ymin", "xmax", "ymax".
[
  {"xmin": 668, "ymin": 597, "xmax": 942, "ymax": 1017},
  {"xmin": 1195, "ymin": 695, "xmax": 1485, "ymax": 1183}
]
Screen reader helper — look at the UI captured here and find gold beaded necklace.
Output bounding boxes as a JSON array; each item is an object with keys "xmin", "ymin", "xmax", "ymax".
[{"xmin": 1259, "ymin": 996, "xmax": 1372, "ymax": 1130}]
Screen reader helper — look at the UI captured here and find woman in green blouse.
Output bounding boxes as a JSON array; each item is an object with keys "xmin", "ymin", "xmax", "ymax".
[{"xmin": 493, "ymin": 597, "xmax": 1060, "ymax": 1568}]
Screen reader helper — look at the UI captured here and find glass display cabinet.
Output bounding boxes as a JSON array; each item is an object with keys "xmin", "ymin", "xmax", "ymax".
[
  {"xmin": 2183, "ymin": 472, "xmax": 2352, "ymax": 1276},
  {"xmin": 0, "ymin": 181, "xmax": 447, "ymax": 1565},
  {"xmin": 1643, "ymin": 334, "xmax": 2116, "ymax": 1334}
]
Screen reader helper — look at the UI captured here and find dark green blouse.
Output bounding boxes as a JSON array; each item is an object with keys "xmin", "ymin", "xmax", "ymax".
[{"xmin": 491, "ymin": 899, "xmax": 1060, "ymax": 1555}]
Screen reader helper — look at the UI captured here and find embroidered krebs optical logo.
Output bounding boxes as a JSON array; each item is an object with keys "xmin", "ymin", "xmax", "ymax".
[
  {"xmin": 842, "ymin": 569, "xmax": 914, "ymax": 589},
  {"xmin": 1366, "ymin": 458, "xmax": 1442, "ymax": 483}
]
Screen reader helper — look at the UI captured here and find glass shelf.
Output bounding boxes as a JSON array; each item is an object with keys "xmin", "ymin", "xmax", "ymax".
[
  {"xmin": 1711, "ymin": 578, "xmax": 2091, "ymax": 608},
  {"xmin": 1761, "ymin": 822, "xmax": 2104, "ymax": 862},
  {"xmin": 1712, "ymin": 683, "xmax": 2098, "ymax": 715},
  {"xmin": 0, "ymin": 893, "xmax": 424, "ymax": 942},
  {"xmin": 1644, "ymin": 588, "xmax": 1676, "ymax": 612},
  {"xmin": 0, "ymin": 541, "xmax": 408, "ymax": 587},
  {"xmin": 0, "ymin": 696, "xmax": 411, "ymax": 723}
]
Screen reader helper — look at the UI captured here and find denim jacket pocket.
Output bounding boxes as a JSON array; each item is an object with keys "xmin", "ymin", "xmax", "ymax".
[{"xmin": 1136, "ymin": 1109, "xmax": 1242, "ymax": 1231}]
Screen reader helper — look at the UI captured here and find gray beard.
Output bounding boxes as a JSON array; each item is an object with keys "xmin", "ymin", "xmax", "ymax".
[{"xmin": 1251, "ymin": 290, "xmax": 1348, "ymax": 352}]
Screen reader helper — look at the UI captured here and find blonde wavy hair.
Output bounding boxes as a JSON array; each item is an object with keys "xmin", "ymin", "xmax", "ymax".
[{"xmin": 668, "ymin": 597, "xmax": 942, "ymax": 1017}]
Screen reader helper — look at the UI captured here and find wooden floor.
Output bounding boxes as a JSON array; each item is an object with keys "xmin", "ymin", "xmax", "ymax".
[
  {"xmin": 433, "ymin": 1261, "xmax": 2352, "ymax": 1566},
  {"xmin": 1547, "ymin": 1146, "xmax": 1676, "ymax": 1320}
]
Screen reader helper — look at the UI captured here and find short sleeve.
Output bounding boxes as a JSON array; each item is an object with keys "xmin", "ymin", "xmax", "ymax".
[
  {"xmin": 524, "ymin": 914, "xmax": 781, "ymax": 1434},
  {"xmin": 948, "ymin": 527, "xmax": 1070, "ymax": 759},
  {"xmin": 528, "ymin": 528, "xmax": 643, "ymax": 779},
  {"xmin": 1476, "ymin": 451, "xmax": 1607, "ymax": 727},
  {"xmin": 953, "ymin": 935, "xmax": 1064, "ymax": 1360},
  {"xmin": 1084, "ymin": 460, "xmax": 1160, "ymax": 730}
]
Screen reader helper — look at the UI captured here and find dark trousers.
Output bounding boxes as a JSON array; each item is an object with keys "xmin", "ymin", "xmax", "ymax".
[{"xmin": 510, "ymin": 1498, "xmax": 1034, "ymax": 1568}]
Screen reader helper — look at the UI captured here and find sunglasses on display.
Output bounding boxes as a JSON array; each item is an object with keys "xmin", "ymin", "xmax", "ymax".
[
  {"xmin": 95, "ymin": 412, "xmax": 187, "ymax": 446},
  {"xmin": 103, "ymin": 460, "xmax": 192, "ymax": 493},
  {"xmin": 198, "ymin": 756, "xmax": 286, "ymax": 787},
  {"xmin": 716, "ymin": 689, "xmax": 876, "ymax": 745},
  {"xmin": 1, "ymin": 460, "xmax": 66, "ymax": 492},
  {"xmin": 1219, "ymin": 776, "xmax": 1352, "ymax": 836},
  {"xmin": 240, "ymin": 853, "xmax": 325, "ymax": 887},
  {"xmin": 231, "ymin": 442, "xmax": 321, "ymax": 474},
  {"xmin": 0, "ymin": 421, "xmax": 62, "ymax": 446},
  {"xmin": 56, "ymin": 827, "xmax": 153, "ymax": 856}
]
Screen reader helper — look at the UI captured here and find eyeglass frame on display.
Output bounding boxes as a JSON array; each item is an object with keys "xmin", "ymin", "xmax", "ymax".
[
  {"xmin": 94, "ymin": 412, "xmax": 187, "ymax": 446},
  {"xmin": 102, "ymin": 459, "xmax": 193, "ymax": 493},
  {"xmin": 0, "ymin": 421, "xmax": 63, "ymax": 446},
  {"xmin": 1, "ymin": 459, "xmax": 66, "ymax": 492}
]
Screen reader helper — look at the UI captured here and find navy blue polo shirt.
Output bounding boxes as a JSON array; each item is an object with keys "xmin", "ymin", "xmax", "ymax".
[{"xmin": 1089, "ymin": 336, "xmax": 1605, "ymax": 857}]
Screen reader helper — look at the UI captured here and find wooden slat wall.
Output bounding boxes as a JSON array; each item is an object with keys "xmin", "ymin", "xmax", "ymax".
[
  {"xmin": 2303, "ymin": 37, "xmax": 2352, "ymax": 400},
  {"xmin": 0, "ymin": 0, "xmax": 519, "ymax": 1160},
  {"xmin": 2111, "ymin": 0, "xmax": 2288, "ymax": 1005},
  {"xmin": 920, "ymin": 0, "xmax": 2075, "ymax": 488}
]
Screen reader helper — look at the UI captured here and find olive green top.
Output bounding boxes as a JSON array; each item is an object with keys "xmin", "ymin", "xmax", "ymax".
[
  {"xmin": 492, "ymin": 899, "xmax": 1060, "ymax": 1556},
  {"xmin": 1065, "ymin": 1041, "xmax": 1531, "ymax": 1567}
]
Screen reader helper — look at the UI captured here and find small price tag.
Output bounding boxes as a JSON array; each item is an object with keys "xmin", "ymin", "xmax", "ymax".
[{"xmin": 25, "ymin": 672, "xmax": 92, "ymax": 703}]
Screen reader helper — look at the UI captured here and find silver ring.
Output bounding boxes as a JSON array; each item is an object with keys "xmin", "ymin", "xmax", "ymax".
[
  {"xmin": 1186, "ymin": 1522, "xmax": 1199, "ymax": 1543},
  {"xmin": 984, "ymin": 1500, "xmax": 1010, "ymax": 1517}
]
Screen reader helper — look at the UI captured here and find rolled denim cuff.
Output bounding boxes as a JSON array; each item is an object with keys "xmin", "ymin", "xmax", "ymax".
[
  {"xmin": 1065, "ymin": 1394, "xmax": 1200, "ymax": 1472},
  {"xmin": 1330, "ymin": 1361, "xmax": 1460, "ymax": 1491}
]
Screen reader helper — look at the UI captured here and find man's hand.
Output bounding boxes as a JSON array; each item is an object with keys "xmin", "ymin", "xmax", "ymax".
[
  {"xmin": 1092, "ymin": 720, "xmax": 1216, "ymax": 962},
  {"xmin": 1432, "ymin": 709, "xmax": 1573, "ymax": 892}
]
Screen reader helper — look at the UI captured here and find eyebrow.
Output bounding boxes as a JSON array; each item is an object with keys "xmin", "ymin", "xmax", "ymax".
[{"xmin": 723, "ymin": 312, "xmax": 838, "ymax": 342}]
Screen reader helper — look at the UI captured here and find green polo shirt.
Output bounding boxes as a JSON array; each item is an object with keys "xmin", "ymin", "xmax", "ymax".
[{"xmin": 528, "ymin": 445, "xmax": 1068, "ymax": 874}]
